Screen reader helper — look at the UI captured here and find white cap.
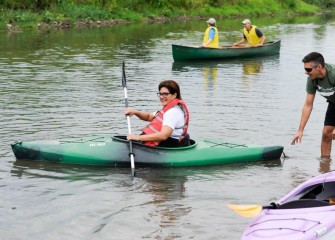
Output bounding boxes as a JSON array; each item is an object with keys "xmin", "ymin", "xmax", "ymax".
[
  {"xmin": 206, "ymin": 18, "xmax": 216, "ymax": 25},
  {"xmin": 242, "ymin": 19, "xmax": 251, "ymax": 24}
]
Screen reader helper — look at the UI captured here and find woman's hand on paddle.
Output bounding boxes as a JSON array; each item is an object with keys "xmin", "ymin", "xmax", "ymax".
[
  {"xmin": 291, "ymin": 131, "xmax": 303, "ymax": 145},
  {"xmin": 124, "ymin": 108, "xmax": 136, "ymax": 117},
  {"xmin": 127, "ymin": 133, "xmax": 140, "ymax": 141}
]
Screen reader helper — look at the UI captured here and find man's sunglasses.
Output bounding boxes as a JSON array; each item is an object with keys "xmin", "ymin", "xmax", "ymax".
[{"xmin": 304, "ymin": 65, "xmax": 318, "ymax": 73}]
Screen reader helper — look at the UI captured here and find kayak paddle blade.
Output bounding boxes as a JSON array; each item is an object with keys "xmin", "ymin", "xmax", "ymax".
[
  {"xmin": 227, "ymin": 204, "xmax": 262, "ymax": 218},
  {"xmin": 122, "ymin": 61, "xmax": 127, "ymax": 88}
]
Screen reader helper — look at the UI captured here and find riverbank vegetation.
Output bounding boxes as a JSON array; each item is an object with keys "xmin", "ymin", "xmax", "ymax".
[{"xmin": 1, "ymin": 0, "xmax": 334, "ymax": 31}]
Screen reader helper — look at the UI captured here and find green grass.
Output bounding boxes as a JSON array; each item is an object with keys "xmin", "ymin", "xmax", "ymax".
[{"xmin": 0, "ymin": 0, "xmax": 327, "ymax": 31}]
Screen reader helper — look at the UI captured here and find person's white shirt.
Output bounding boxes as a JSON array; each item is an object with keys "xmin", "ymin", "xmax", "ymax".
[{"xmin": 160, "ymin": 106, "xmax": 185, "ymax": 139}]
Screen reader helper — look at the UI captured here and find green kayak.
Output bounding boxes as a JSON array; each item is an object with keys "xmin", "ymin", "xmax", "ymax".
[
  {"xmin": 172, "ymin": 40, "xmax": 281, "ymax": 61},
  {"xmin": 11, "ymin": 135, "xmax": 284, "ymax": 167}
]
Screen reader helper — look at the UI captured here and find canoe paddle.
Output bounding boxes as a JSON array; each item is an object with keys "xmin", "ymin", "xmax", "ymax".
[
  {"xmin": 122, "ymin": 61, "xmax": 135, "ymax": 177},
  {"xmin": 227, "ymin": 203, "xmax": 276, "ymax": 218}
]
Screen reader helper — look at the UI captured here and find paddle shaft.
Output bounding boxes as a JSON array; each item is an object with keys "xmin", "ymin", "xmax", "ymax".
[
  {"xmin": 122, "ymin": 62, "xmax": 135, "ymax": 175},
  {"xmin": 124, "ymin": 91, "xmax": 135, "ymax": 168}
]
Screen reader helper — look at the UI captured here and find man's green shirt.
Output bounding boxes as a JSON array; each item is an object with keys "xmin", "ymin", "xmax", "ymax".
[{"xmin": 306, "ymin": 63, "xmax": 335, "ymax": 104}]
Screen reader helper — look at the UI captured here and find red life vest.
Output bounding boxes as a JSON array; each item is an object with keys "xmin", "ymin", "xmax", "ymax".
[{"xmin": 142, "ymin": 99, "xmax": 189, "ymax": 147}]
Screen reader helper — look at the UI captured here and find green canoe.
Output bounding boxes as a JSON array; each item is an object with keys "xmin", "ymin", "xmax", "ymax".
[
  {"xmin": 11, "ymin": 135, "xmax": 284, "ymax": 167},
  {"xmin": 172, "ymin": 40, "xmax": 281, "ymax": 61}
]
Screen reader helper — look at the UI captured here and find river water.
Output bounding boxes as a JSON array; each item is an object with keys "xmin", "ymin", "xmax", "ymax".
[{"xmin": 1, "ymin": 14, "xmax": 335, "ymax": 239}]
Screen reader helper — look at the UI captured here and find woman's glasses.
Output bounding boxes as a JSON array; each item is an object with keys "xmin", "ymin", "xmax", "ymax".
[
  {"xmin": 157, "ymin": 92, "xmax": 171, "ymax": 98},
  {"xmin": 304, "ymin": 65, "xmax": 317, "ymax": 73}
]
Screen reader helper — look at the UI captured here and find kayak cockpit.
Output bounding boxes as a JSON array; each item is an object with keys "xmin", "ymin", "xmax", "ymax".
[
  {"xmin": 112, "ymin": 135, "xmax": 197, "ymax": 149},
  {"xmin": 277, "ymin": 199, "xmax": 331, "ymax": 209},
  {"xmin": 277, "ymin": 181, "xmax": 335, "ymax": 209}
]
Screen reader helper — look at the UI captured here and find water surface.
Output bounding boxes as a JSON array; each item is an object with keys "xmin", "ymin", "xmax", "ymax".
[{"xmin": 1, "ymin": 14, "xmax": 335, "ymax": 239}]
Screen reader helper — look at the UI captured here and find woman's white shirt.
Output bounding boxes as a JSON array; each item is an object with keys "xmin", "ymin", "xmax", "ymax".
[{"xmin": 162, "ymin": 105, "xmax": 185, "ymax": 139}]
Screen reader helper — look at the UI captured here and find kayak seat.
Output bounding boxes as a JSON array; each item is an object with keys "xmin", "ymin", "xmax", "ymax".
[
  {"xmin": 277, "ymin": 199, "xmax": 330, "ymax": 209},
  {"xmin": 314, "ymin": 182, "xmax": 335, "ymax": 201},
  {"xmin": 179, "ymin": 133, "xmax": 191, "ymax": 147}
]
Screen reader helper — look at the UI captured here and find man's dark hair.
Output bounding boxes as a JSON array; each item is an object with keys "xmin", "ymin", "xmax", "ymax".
[{"xmin": 302, "ymin": 52, "xmax": 325, "ymax": 67}]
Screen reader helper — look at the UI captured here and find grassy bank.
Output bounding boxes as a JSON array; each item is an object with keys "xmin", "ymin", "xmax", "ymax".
[{"xmin": 0, "ymin": 0, "xmax": 332, "ymax": 31}]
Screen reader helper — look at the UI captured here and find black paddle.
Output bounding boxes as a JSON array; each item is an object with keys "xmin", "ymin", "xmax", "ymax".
[{"xmin": 122, "ymin": 61, "xmax": 135, "ymax": 177}]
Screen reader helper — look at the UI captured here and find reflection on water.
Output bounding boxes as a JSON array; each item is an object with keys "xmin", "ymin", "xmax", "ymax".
[
  {"xmin": 140, "ymin": 169, "xmax": 189, "ymax": 238},
  {"xmin": 240, "ymin": 55, "xmax": 279, "ymax": 80},
  {"xmin": 9, "ymin": 159, "xmax": 284, "ymax": 239},
  {"xmin": 242, "ymin": 60, "xmax": 263, "ymax": 76},
  {"xmin": 172, "ymin": 61, "xmax": 219, "ymax": 91},
  {"xmin": 171, "ymin": 54, "xmax": 279, "ymax": 90},
  {"xmin": 203, "ymin": 65, "xmax": 218, "ymax": 90}
]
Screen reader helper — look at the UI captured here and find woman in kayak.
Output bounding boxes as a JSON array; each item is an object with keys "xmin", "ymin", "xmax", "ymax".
[{"xmin": 124, "ymin": 80, "xmax": 190, "ymax": 147}]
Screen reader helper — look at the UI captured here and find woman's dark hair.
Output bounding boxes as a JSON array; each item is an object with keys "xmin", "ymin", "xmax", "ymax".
[
  {"xmin": 302, "ymin": 52, "xmax": 325, "ymax": 67},
  {"xmin": 158, "ymin": 80, "xmax": 182, "ymax": 100}
]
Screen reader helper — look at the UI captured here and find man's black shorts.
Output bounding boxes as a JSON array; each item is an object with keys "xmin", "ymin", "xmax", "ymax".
[{"xmin": 324, "ymin": 101, "xmax": 335, "ymax": 126}]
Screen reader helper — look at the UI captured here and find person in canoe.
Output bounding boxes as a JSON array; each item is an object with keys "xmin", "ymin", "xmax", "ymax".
[
  {"xmin": 201, "ymin": 18, "xmax": 219, "ymax": 48},
  {"xmin": 124, "ymin": 80, "xmax": 190, "ymax": 147},
  {"xmin": 291, "ymin": 52, "xmax": 335, "ymax": 158},
  {"xmin": 233, "ymin": 19, "xmax": 265, "ymax": 47}
]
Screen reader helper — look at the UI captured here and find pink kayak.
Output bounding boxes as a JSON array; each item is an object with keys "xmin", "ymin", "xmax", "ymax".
[{"xmin": 239, "ymin": 172, "xmax": 335, "ymax": 240}]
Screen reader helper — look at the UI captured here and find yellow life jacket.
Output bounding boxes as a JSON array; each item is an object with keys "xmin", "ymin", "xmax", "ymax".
[
  {"xmin": 243, "ymin": 25, "xmax": 262, "ymax": 46},
  {"xmin": 203, "ymin": 27, "xmax": 219, "ymax": 48}
]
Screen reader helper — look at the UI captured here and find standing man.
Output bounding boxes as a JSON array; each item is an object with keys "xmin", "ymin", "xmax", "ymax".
[
  {"xmin": 233, "ymin": 19, "xmax": 265, "ymax": 47},
  {"xmin": 292, "ymin": 52, "xmax": 335, "ymax": 158},
  {"xmin": 201, "ymin": 18, "xmax": 219, "ymax": 48}
]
